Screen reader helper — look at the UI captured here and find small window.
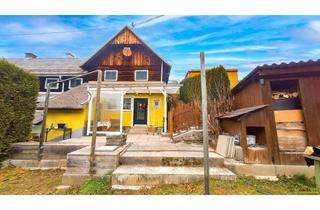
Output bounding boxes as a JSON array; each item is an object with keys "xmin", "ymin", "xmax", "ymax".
[
  {"xmin": 135, "ymin": 70, "xmax": 148, "ymax": 81},
  {"xmin": 69, "ymin": 78, "xmax": 83, "ymax": 89},
  {"xmin": 153, "ymin": 99, "xmax": 160, "ymax": 109},
  {"xmin": 105, "ymin": 70, "xmax": 118, "ymax": 81},
  {"xmin": 123, "ymin": 98, "xmax": 132, "ymax": 111},
  {"xmin": 45, "ymin": 78, "xmax": 59, "ymax": 89}
]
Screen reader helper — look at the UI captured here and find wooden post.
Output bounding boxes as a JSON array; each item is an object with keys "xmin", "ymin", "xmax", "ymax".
[
  {"xmin": 38, "ymin": 83, "xmax": 51, "ymax": 161},
  {"xmin": 200, "ymin": 52, "xmax": 210, "ymax": 195},
  {"xmin": 89, "ymin": 70, "xmax": 102, "ymax": 176},
  {"xmin": 168, "ymin": 110, "xmax": 174, "ymax": 139}
]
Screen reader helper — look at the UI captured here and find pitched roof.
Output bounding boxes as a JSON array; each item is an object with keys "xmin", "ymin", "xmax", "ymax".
[
  {"xmin": 48, "ymin": 85, "xmax": 89, "ymax": 109},
  {"xmin": 80, "ymin": 26, "xmax": 171, "ymax": 74},
  {"xmin": 232, "ymin": 59, "xmax": 320, "ymax": 93},
  {"xmin": 6, "ymin": 58, "xmax": 85, "ymax": 75},
  {"xmin": 218, "ymin": 105, "xmax": 269, "ymax": 119}
]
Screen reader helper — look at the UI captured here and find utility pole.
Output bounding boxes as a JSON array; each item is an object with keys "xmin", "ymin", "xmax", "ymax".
[
  {"xmin": 89, "ymin": 70, "xmax": 102, "ymax": 176},
  {"xmin": 200, "ymin": 52, "xmax": 210, "ymax": 195}
]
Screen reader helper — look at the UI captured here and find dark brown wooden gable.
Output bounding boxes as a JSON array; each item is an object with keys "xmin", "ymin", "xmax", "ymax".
[
  {"xmin": 110, "ymin": 28, "xmax": 142, "ymax": 45},
  {"xmin": 81, "ymin": 26, "xmax": 171, "ymax": 82}
]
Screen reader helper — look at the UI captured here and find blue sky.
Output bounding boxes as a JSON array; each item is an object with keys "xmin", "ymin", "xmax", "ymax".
[{"xmin": 1, "ymin": 15, "xmax": 320, "ymax": 80}]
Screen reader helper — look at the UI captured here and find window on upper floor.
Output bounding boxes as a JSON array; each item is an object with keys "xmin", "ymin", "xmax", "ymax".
[
  {"xmin": 69, "ymin": 78, "xmax": 83, "ymax": 89},
  {"xmin": 45, "ymin": 78, "xmax": 59, "ymax": 89},
  {"xmin": 104, "ymin": 70, "xmax": 118, "ymax": 81},
  {"xmin": 135, "ymin": 70, "xmax": 148, "ymax": 81}
]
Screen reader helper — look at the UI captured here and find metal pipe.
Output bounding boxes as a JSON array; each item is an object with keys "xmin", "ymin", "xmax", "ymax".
[
  {"xmin": 89, "ymin": 70, "xmax": 102, "ymax": 176},
  {"xmin": 200, "ymin": 52, "xmax": 210, "ymax": 195}
]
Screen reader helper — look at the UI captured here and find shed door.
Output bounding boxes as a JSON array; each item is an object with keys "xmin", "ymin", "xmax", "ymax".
[{"xmin": 299, "ymin": 77, "xmax": 320, "ymax": 146}]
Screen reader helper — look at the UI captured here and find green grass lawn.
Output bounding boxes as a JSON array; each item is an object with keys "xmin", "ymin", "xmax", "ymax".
[{"xmin": 0, "ymin": 167, "xmax": 318, "ymax": 195}]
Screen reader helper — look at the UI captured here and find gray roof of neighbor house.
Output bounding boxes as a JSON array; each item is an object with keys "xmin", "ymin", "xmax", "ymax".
[
  {"xmin": 6, "ymin": 58, "xmax": 85, "ymax": 75},
  {"xmin": 48, "ymin": 85, "xmax": 89, "ymax": 109}
]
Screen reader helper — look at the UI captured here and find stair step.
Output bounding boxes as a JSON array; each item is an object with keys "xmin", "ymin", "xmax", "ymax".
[
  {"xmin": 120, "ymin": 151, "xmax": 224, "ymax": 167},
  {"xmin": 112, "ymin": 166, "xmax": 236, "ymax": 188}
]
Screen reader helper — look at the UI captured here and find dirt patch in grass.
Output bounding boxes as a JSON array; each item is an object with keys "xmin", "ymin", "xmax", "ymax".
[{"xmin": 0, "ymin": 167, "xmax": 64, "ymax": 195}]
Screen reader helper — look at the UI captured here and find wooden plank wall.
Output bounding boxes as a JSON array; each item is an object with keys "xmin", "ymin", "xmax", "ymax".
[
  {"xmin": 233, "ymin": 81, "xmax": 264, "ymax": 108},
  {"xmin": 299, "ymin": 77, "xmax": 320, "ymax": 146}
]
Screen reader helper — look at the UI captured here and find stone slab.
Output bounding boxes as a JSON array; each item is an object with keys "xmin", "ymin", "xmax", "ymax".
[
  {"xmin": 112, "ymin": 166, "xmax": 236, "ymax": 187},
  {"xmin": 224, "ymin": 159, "xmax": 315, "ymax": 177}
]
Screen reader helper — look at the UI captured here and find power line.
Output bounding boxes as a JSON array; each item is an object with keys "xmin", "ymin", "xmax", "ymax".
[
  {"xmin": 131, "ymin": 15, "xmax": 164, "ymax": 29},
  {"xmin": 0, "ymin": 16, "xmax": 165, "ymax": 37}
]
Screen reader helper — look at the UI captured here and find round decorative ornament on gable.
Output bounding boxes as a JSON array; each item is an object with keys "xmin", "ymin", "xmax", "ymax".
[{"xmin": 122, "ymin": 47, "xmax": 132, "ymax": 57}]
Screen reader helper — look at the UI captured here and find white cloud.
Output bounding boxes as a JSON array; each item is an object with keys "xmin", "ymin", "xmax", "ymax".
[
  {"xmin": 190, "ymin": 45, "xmax": 278, "ymax": 54},
  {"xmin": 135, "ymin": 16, "xmax": 182, "ymax": 28},
  {"xmin": 1, "ymin": 18, "xmax": 84, "ymax": 44},
  {"xmin": 295, "ymin": 20, "xmax": 320, "ymax": 42},
  {"xmin": 309, "ymin": 21, "xmax": 320, "ymax": 33},
  {"xmin": 152, "ymin": 32, "xmax": 216, "ymax": 47}
]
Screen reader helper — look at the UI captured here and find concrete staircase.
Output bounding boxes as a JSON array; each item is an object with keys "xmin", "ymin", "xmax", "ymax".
[
  {"xmin": 7, "ymin": 142, "xmax": 86, "ymax": 169},
  {"xmin": 112, "ymin": 147, "xmax": 236, "ymax": 190},
  {"xmin": 128, "ymin": 126, "xmax": 148, "ymax": 135}
]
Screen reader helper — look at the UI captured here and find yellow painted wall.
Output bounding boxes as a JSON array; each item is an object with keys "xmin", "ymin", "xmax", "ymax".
[
  {"xmin": 123, "ymin": 93, "xmax": 164, "ymax": 127},
  {"xmin": 186, "ymin": 71, "xmax": 200, "ymax": 78},
  {"xmin": 185, "ymin": 69, "xmax": 239, "ymax": 89},
  {"xmin": 46, "ymin": 107, "xmax": 88, "ymax": 141},
  {"xmin": 46, "ymin": 93, "xmax": 165, "ymax": 140},
  {"xmin": 226, "ymin": 70, "xmax": 239, "ymax": 89}
]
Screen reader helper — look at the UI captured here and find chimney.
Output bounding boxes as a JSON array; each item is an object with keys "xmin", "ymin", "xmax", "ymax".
[
  {"xmin": 25, "ymin": 53, "xmax": 37, "ymax": 59},
  {"xmin": 65, "ymin": 52, "xmax": 75, "ymax": 58}
]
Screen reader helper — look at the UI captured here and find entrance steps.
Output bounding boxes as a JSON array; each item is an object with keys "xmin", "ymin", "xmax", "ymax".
[
  {"xmin": 120, "ymin": 151, "xmax": 224, "ymax": 167},
  {"xmin": 112, "ymin": 166, "xmax": 236, "ymax": 191},
  {"xmin": 128, "ymin": 126, "xmax": 148, "ymax": 134},
  {"xmin": 112, "ymin": 146, "xmax": 236, "ymax": 190}
]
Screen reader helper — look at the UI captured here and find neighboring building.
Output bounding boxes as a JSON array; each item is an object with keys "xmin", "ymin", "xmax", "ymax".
[
  {"xmin": 14, "ymin": 26, "xmax": 180, "ymax": 141},
  {"xmin": 8, "ymin": 54, "xmax": 86, "ymax": 105},
  {"xmin": 219, "ymin": 59, "xmax": 320, "ymax": 165},
  {"xmin": 184, "ymin": 68, "xmax": 239, "ymax": 89}
]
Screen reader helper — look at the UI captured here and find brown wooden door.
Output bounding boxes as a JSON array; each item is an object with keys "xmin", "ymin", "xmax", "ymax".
[{"xmin": 299, "ymin": 77, "xmax": 320, "ymax": 146}]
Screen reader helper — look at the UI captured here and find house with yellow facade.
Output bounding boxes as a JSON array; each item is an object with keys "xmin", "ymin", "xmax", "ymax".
[
  {"xmin": 42, "ymin": 26, "xmax": 181, "ymax": 140},
  {"xmin": 8, "ymin": 26, "xmax": 181, "ymax": 141}
]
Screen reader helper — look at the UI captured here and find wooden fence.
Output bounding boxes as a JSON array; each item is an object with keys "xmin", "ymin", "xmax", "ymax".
[{"xmin": 172, "ymin": 100, "xmax": 201, "ymax": 132}]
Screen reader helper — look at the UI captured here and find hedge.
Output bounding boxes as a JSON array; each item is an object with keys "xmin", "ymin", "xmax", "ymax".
[
  {"xmin": 179, "ymin": 65, "xmax": 230, "ymax": 103},
  {"xmin": 0, "ymin": 59, "xmax": 39, "ymax": 152}
]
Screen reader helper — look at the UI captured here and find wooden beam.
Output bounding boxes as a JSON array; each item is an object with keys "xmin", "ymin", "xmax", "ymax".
[
  {"xmin": 89, "ymin": 70, "xmax": 102, "ymax": 176},
  {"xmin": 200, "ymin": 52, "xmax": 210, "ymax": 195}
]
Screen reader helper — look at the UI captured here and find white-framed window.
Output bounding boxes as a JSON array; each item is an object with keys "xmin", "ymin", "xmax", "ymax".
[
  {"xmin": 104, "ymin": 70, "xmax": 118, "ymax": 81},
  {"xmin": 45, "ymin": 78, "xmax": 59, "ymax": 89},
  {"xmin": 123, "ymin": 98, "xmax": 132, "ymax": 111},
  {"xmin": 68, "ymin": 78, "xmax": 83, "ymax": 89},
  {"xmin": 135, "ymin": 70, "xmax": 148, "ymax": 81}
]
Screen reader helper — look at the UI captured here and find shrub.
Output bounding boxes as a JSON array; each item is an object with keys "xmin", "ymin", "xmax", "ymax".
[
  {"xmin": 179, "ymin": 66, "xmax": 233, "ymax": 139},
  {"xmin": 179, "ymin": 65, "xmax": 230, "ymax": 103},
  {"xmin": 0, "ymin": 59, "xmax": 39, "ymax": 152}
]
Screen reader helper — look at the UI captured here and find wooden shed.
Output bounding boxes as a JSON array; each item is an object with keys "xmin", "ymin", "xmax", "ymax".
[{"xmin": 220, "ymin": 59, "xmax": 320, "ymax": 165}]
